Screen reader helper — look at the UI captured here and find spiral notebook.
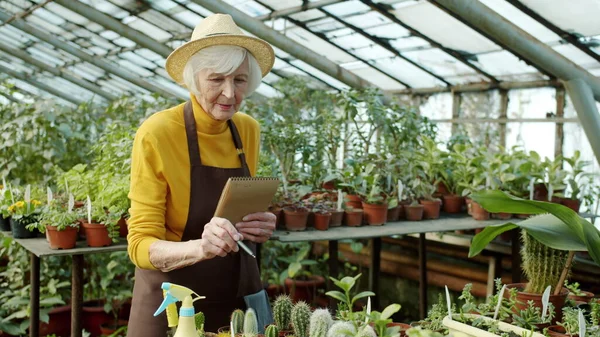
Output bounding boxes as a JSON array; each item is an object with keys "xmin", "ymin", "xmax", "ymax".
[{"xmin": 213, "ymin": 177, "xmax": 280, "ymax": 225}]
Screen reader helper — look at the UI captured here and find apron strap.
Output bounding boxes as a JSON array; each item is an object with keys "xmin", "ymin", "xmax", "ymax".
[
  {"xmin": 227, "ymin": 119, "xmax": 251, "ymax": 177},
  {"xmin": 183, "ymin": 101, "xmax": 202, "ymax": 167}
]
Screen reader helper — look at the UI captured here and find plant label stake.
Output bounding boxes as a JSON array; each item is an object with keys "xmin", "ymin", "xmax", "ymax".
[
  {"xmin": 25, "ymin": 185, "xmax": 31, "ymax": 213},
  {"xmin": 65, "ymin": 178, "xmax": 69, "ymax": 195},
  {"xmin": 387, "ymin": 175, "xmax": 391, "ymax": 192},
  {"xmin": 445, "ymin": 285, "xmax": 452, "ymax": 320},
  {"xmin": 579, "ymin": 309, "xmax": 586, "ymax": 337},
  {"xmin": 230, "ymin": 321, "xmax": 235, "ymax": 337},
  {"xmin": 548, "ymin": 185, "xmax": 553, "ymax": 202},
  {"xmin": 86, "ymin": 195, "xmax": 91, "ymax": 222},
  {"xmin": 337, "ymin": 189, "xmax": 343, "ymax": 211},
  {"xmin": 541, "ymin": 286, "xmax": 551, "ymax": 321},
  {"xmin": 68, "ymin": 194, "xmax": 75, "ymax": 213},
  {"xmin": 47, "ymin": 187, "xmax": 53, "ymax": 205},
  {"xmin": 493, "ymin": 284, "xmax": 506, "ymax": 320},
  {"xmin": 529, "ymin": 178, "xmax": 534, "ymax": 200},
  {"xmin": 398, "ymin": 180, "xmax": 404, "ymax": 201},
  {"xmin": 365, "ymin": 296, "xmax": 371, "ymax": 323}
]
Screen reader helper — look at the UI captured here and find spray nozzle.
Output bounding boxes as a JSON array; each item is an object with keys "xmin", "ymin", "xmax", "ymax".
[{"xmin": 154, "ymin": 282, "xmax": 206, "ymax": 317}]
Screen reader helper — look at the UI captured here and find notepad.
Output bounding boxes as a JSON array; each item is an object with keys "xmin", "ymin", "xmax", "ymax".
[{"xmin": 213, "ymin": 177, "xmax": 281, "ymax": 225}]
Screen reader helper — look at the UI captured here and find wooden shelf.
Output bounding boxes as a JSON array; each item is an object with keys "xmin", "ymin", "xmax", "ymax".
[{"xmin": 1, "ymin": 232, "xmax": 127, "ymax": 258}]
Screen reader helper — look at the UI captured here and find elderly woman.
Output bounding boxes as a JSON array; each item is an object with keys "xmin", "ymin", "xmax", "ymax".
[{"xmin": 126, "ymin": 14, "xmax": 277, "ymax": 336}]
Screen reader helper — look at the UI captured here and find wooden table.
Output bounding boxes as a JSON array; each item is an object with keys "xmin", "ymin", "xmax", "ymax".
[{"xmin": 4, "ymin": 233, "xmax": 127, "ymax": 337}]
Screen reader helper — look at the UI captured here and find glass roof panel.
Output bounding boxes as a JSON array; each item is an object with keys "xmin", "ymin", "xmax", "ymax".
[
  {"xmin": 120, "ymin": 51, "xmax": 159, "ymax": 70},
  {"xmin": 123, "ymin": 16, "xmax": 172, "ymax": 40},
  {"xmin": 32, "ymin": 7, "xmax": 66, "ymax": 26},
  {"xmin": 255, "ymin": 83, "xmax": 281, "ymax": 98},
  {"xmin": 352, "ymin": 45, "xmax": 394, "ymax": 60},
  {"xmin": 0, "ymin": 58, "xmax": 33, "ymax": 75},
  {"xmin": 495, "ymin": 72, "xmax": 548, "ymax": 82},
  {"xmin": 330, "ymin": 33, "xmax": 376, "ymax": 51},
  {"xmin": 519, "ymin": 0, "xmax": 600, "ymax": 37},
  {"xmin": 253, "ymin": 0, "xmax": 301, "ymax": 11},
  {"xmin": 289, "ymin": 9, "xmax": 325, "ymax": 22},
  {"xmin": 471, "ymin": 50, "xmax": 539, "ymax": 76},
  {"xmin": 285, "ymin": 27, "xmax": 357, "ymax": 63},
  {"xmin": 324, "ymin": 27, "xmax": 354, "ymax": 39},
  {"xmin": 223, "ymin": 0, "xmax": 270, "ymax": 17},
  {"xmin": 45, "ymin": 3, "xmax": 89, "ymax": 25},
  {"xmin": 25, "ymin": 14, "xmax": 69, "ymax": 36},
  {"xmin": 343, "ymin": 11, "xmax": 391, "ymax": 29},
  {"xmin": 552, "ymin": 44, "xmax": 600, "ymax": 69},
  {"xmin": 113, "ymin": 37, "xmax": 137, "ymax": 48},
  {"xmin": 478, "ymin": 0, "xmax": 561, "ymax": 43},
  {"xmin": 443, "ymin": 74, "xmax": 488, "ymax": 85},
  {"xmin": 172, "ymin": 10, "xmax": 203, "ymax": 28},
  {"xmin": 371, "ymin": 57, "xmax": 445, "ymax": 88},
  {"xmin": 79, "ymin": 0, "xmax": 129, "ymax": 18},
  {"xmin": 403, "ymin": 48, "xmax": 476, "ymax": 77},
  {"xmin": 323, "ymin": 0, "xmax": 370, "ymax": 17},
  {"xmin": 138, "ymin": 9, "xmax": 190, "ymax": 34},
  {"xmin": 149, "ymin": 0, "xmax": 179, "ymax": 13},
  {"xmin": 392, "ymin": 1, "xmax": 498, "ymax": 54},
  {"xmin": 290, "ymin": 59, "xmax": 350, "ymax": 90},
  {"xmin": 25, "ymin": 46, "xmax": 65, "ymax": 67},
  {"xmin": 365, "ymin": 23, "xmax": 409, "ymax": 39},
  {"xmin": 346, "ymin": 66, "xmax": 406, "ymax": 90},
  {"xmin": 307, "ymin": 17, "xmax": 346, "ymax": 33}
]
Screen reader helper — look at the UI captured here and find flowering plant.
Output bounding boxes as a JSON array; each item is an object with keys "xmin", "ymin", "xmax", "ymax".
[
  {"xmin": 0, "ymin": 186, "xmax": 15, "ymax": 219},
  {"xmin": 8, "ymin": 199, "xmax": 43, "ymax": 224}
]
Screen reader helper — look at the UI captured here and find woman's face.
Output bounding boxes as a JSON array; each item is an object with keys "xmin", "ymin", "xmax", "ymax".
[{"xmin": 196, "ymin": 58, "xmax": 249, "ymax": 121}]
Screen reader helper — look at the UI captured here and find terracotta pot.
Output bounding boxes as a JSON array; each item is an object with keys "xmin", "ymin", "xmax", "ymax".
[
  {"xmin": 560, "ymin": 198, "xmax": 580, "ymax": 213},
  {"xmin": 465, "ymin": 197, "xmax": 472, "ymax": 215},
  {"xmin": 313, "ymin": 212, "xmax": 331, "ymax": 231},
  {"xmin": 83, "ymin": 300, "xmax": 112, "ymax": 337},
  {"xmin": 386, "ymin": 206, "xmax": 401, "ymax": 222},
  {"xmin": 46, "ymin": 225, "xmax": 78, "ymax": 249},
  {"xmin": 40, "ymin": 305, "xmax": 71, "ymax": 337},
  {"xmin": 82, "ymin": 222, "xmax": 112, "ymax": 247},
  {"xmin": 100, "ymin": 319, "xmax": 128, "ymax": 336},
  {"xmin": 0, "ymin": 216, "xmax": 10, "ymax": 231},
  {"xmin": 345, "ymin": 194, "xmax": 363, "ymax": 209},
  {"xmin": 118, "ymin": 216, "xmax": 128, "ymax": 238},
  {"xmin": 546, "ymin": 325, "xmax": 575, "ymax": 337},
  {"xmin": 362, "ymin": 202, "xmax": 388, "ymax": 226},
  {"xmin": 398, "ymin": 201, "xmax": 409, "ymax": 219},
  {"xmin": 442, "ymin": 195, "xmax": 464, "ymax": 214},
  {"xmin": 471, "ymin": 201, "xmax": 490, "ymax": 221},
  {"xmin": 283, "ymin": 208, "xmax": 309, "ymax": 231},
  {"xmin": 505, "ymin": 283, "xmax": 568, "ymax": 324},
  {"xmin": 437, "ymin": 181, "xmax": 450, "ymax": 196},
  {"xmin": 404, "ymin": 204, "xmax": 424, "ymax": 221},
  {"xmin": 329, "ymin": 210, "xmax": 343, "ymax": 227},
  {"xmin": 516, "ymin": 213, "xmax": 530, "ymax": 219},
  {"xmin": 568, "ymin": 290, "xmax": 595, "ymax": 303},
  {"xmin": 269, "ymin": 206, "xmax": 284, "ymax": 228},
  {"xmin": 391, "ymin": 322, "xmax": 412, "ymax": 337},
  {"xmin": 419, "ymin": 199, "xmax": 441, "ymax": 219},
  {"xmin": 344, "ymin": 209, "xmax": 363, "ymax": 227},
  {"xmin": 284, "ymin": 275, "xmax": 326, "ymax": 304},
  {"xmin": 494, "ymin": 212, "xmax": 513, "ymax": 220},
  {"xmin": 321, "ymin": 181, "xmax": 335, "ymax": 190},
  {"xmin": 533, "ymin": 183, "xmax": 548, "ymax": 201}
]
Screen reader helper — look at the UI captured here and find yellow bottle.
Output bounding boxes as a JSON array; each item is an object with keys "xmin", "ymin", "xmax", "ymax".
[
  {"xmin": 173, "ymin": 295, "xmax": 199, "ymax": 337},
  {"xmin": 154, "ymin": 282, "xmax": 205, "ymax": 337}
]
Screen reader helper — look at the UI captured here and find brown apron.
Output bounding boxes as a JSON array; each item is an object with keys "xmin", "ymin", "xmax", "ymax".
[{"xmin": 128, "ymin": 102, "xmax": 262, "ymax": 336}]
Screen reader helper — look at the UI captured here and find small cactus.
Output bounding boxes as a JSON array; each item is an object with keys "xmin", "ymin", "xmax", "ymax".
[
  {"xmin": 195, "ymin": 311, "xmax": 205, "ymax": 336},
  {"xmin": 521, "ymin": 230, "xmax": 570, "ymax": 293},
  {"xmin": 231, "ymin": 309, "xmax": 245, "ymax": 335},
  {"xmin": 243, "ymin": 308, "xmax": 259, "ymax": 337},
  {"xmin": 265, "ymin": 324, "xmax": 279, "ymax": 337},
  {"xmin": 291, "ymin": 301, "xmax": 311, "ymax": 337},
  {"xmin": 327, "ymin": 322, "xmax": 355, "ymax": 337},
  {"xmin": 274, "ymin": 295, "xmax": 293, "ymax": 331},
  {"xmin": 309, "ymin": 309, "xmax": 333, "ymax": 337}
]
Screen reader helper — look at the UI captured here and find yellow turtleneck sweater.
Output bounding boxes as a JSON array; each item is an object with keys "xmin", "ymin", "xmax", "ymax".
[{"xmin": 127, "ymin": 95, "xmax": 260, "ymax": 270}]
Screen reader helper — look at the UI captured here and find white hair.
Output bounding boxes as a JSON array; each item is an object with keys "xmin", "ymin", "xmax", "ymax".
[{"xmin": 182, "ymin": 45, "xmax": 262, "ymax": 98}]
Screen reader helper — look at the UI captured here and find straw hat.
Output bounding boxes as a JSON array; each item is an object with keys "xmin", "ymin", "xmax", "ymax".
[{"xmin": 166, "ymin": 13, "xmax": 275, "ymax": 84}]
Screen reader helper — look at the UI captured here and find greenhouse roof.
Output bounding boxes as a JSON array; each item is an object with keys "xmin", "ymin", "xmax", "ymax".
[{"xmin": 0, "ymin": 0, "xmax": 599, "ymax": 105}]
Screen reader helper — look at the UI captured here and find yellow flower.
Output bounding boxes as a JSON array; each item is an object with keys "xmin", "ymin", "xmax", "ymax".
[
  {"xmin": 15, "ymin": 201, "xmax": 25, "ymax": 208},
  {"xmin": 8, "ymin": 205, "xmax": 15, "ymax": 212},
  {"xmin": 32, "ymin": 200, "xmax": 42, "ymax": 206}
]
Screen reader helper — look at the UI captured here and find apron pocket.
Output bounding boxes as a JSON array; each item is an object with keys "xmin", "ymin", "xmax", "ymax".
[{"xmin": 243, "ymin": 289, "xmax": 273, "ymax": 333}]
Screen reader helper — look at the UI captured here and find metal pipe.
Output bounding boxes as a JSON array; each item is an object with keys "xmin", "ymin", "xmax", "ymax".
[
  {"xmin": 0, "ymin": 10, "xmax": 187, "ymax": 100},
  {"xmin": 0, "ymin": 90, "xmax": 19, "ymax": 103},
  {"xmin": 54, "ymin": 0, "xmax": 172, "ymax": 58},
  {"xmin": 0, "ymin": 63, "xmax": 85, "ymax": 105},
  {"xmin": 256, "ymin": 0, "xmax": 344, "ymax": 20},
  {"xmin": 564, "ymin": 79, "xmax": 600, "ymax": 166},
  {"xmin": 193, "ymin": 0, "xmax": 373, "ymax": 91},
  {"xmin": 391, "ymin": 79, "xmax": 561, "ymax": 95},
  {"xmin": 0, "ymin": 42, "xmax": 116, "ymax": 101},
  {"xmin": 431, "ymin": 0, "xmax": 600, "ymax": 102}
]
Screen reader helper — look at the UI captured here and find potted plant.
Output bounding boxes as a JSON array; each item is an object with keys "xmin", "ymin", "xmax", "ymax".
[
  {"xmin": 38, "ymin": 200, "xmax": 80, "ymax": 250},
  {"xmin": 0, "ymin": 183, "xmax": 14, "ymax": 231},
  {"xmin": 358, "ymin": 164, "xmax": 388, "ymax": 226},
  {"xmin": 564, "ymin": 281, "xmax": 595, "ymax": 304},
  {"xmin": 440, "ymin": 144, "xmax": 472, "ymax": 214},
  {"xmin": 278, "ymin": 244, "xmax": 324, "ymax": 304},
  {"xmin": 468, "ymin": 190, "xmax": 600, "ymax": 323},
  {"xmin": 561, "ymin": 151, "xmax": 592, "ymax": 212},
  {"xmin": 8, "ymin": 195, "xmax": 43, "ymax": 239},
  {"xmin": 546, "ymin": 306, "xmax": 588, "ymax": 337},
  {"xmin": 416, "ymin": 137, "xmax": 443, "ymax": 219},
  {"xmin": 80, "ymin": 201, "xmax": 113, "ymax": 247}
]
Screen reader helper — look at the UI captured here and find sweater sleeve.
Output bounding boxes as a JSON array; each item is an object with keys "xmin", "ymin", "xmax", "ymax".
[{"xmin": 127, "ymin": 128, "xmax": 167, "ymax": 270}]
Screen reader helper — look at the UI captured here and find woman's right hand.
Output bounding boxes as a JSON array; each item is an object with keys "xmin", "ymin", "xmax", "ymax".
[{"xmin": 199, "ymin": 217, "xmax": 242, "ymax": 259}]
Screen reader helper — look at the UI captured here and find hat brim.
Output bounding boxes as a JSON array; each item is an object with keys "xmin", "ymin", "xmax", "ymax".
[{"xmin": 165, "ymin": 34, "xmax": 275, "ymax": 84}]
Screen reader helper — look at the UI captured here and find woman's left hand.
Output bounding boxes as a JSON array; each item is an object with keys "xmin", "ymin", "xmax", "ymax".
[{"xmin": 235, "ymin": 212, "xmax": 276, "ymax": 243}]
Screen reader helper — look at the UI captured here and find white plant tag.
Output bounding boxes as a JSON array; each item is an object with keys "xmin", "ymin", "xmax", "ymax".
[
  {"xmin": 548, "ymin": 185, "xmax": 553, "ymax": 202},
  {"xmin": 493, "ymin": 284, "xmax": 506, "ymax": 320},
  {"xmin": 365, "ymin": 297, "xmax": 371, "ymax": 323},
  {"xmin": 87, "ymin": 196, "xmax": 92, "ymax": 223},
  {"xmin": 541, "ymin": 286, "xmax": 551, "ymax": 321},
  {"xmin": 579, "ymin": 309, "xmax": 586, "ymax": 337},
  {"xmin": 25, "ymin": 185, "xmax": 30, "ymax": 202},
  {"xmin": 68, "ymin": 194, "xmax": 75, "ymax": 213},
  {"xmin": 445, "ymin": 285, "xmax": 452, "ymax": 320},
  {"xmin": 398, "ymin": 180, "xmax": 404, "ymax": 200},
  {"xmin": 230, "ymin": 321, "xmax": 235, "ymax": 337},
  {"xmin": 337, "ymin": 189, "xmax": 343, "ymax": 211},
  {"xmin": 65, "ymin": 178, "xmax": 69, "ymax": 194},
  {"xmin": 47, "ymin": 187, "xmax": 53, "ymax": 205},
  {"xmin": 529, "ymin": 178, "xmax": 534, "ymax": 200}
]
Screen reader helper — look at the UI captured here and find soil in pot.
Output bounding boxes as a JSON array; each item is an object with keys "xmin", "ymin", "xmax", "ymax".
[
  {"xmin": 387, "ymin": 206, "xmax": 401, "ymax": 222},
  {"xmin": 82, "ymin": 222, "xmax": 112, "ymax": 247},
  {"xmin": 505, "ymin": 283, "xmax": 568, "ymax": 324},
  {"xmin": 345, "ymin": 194, "xmax": 363, "ymax": 209},
  {"xmin": 404, "ymin": 204, "xmax": 424, "ymax": 221},
  {"xmin": 419, "ymin": 199, "xmax": 441, "ymax": 219},
  {"xmin": 362, "ymin": 202, "xmax": 388, "ymax": 226},
  {"xmin": 313, "ymin": 212, "xmax": 331, "ymax": 231},
  {"xmin": 284, "ymin": 275, "xmax": 325, "ymax": 304},
  {"xmin": 471, "ymin": 201, "xmax": 490, "ymax": 221},
  {"xmin": 329, "ymin": 210, "xmax": 343, "ymax": 227},
  {"xmin": 283, "ymin": 207, "xmax": 309, "ymax": 231},
  {"xmin": 46, "ymin": 225, "xmax": 78, "ymax": 249},
  {"xmin": 0, "ymin": 216, "xmax": 10, "ymax": 231},
  {"xmin": 442, "ymin": 195, "xmax": 464, "ymax": 214},
  {"xmin": 344, "ymin": 209, "xmax": 363, "ymax": 227}
]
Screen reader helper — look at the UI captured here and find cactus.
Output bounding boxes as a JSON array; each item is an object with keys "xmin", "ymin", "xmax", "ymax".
[
  {"xmin": 195, "ymin": 311, "xmax": 205, "ymax": 336},
  {"xmin": 521, "ymin": 230, "xmax": 570, "ymax": 293},
  {"xmin": 355, "ymin": 325, "xmax": 376, "ymax": 337},
  {"xmin": 326, "ymin": 322, "xmax": 355, "ymax": 337},
  {"xmin": 243, "ymin": 308, "xmax": 259, "ymax": 337},
  {"xmin": 231, "ymin": 309, "xmax": 245, "ymax": 335},
  {"xmin": 309, "ymin": 309, "xmax": 333, "ymax": 337},
  {"xmin": 291, "ymin": 301, "xmax": 311, "ymax": 337},
  {"xmin": 274, "ymin": 295, "xmax": 293, "ymax": 331},
  {"xmin": 265, "ymin": 324, "xmax": 279, "ymax": 337}
]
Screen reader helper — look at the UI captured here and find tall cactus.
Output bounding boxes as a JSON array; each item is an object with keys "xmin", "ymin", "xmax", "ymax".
[
  {"xmin": 243, "ymin": 308, "xmax": 259, "ymax": 337},
  {"xmin": 291, "ymin": 301, "xmax": 311, "ymax": 337},
  {"xmin": 231, "ymin": 309, "xmax": 245, "ymax": 335},
  {"xmin": 326, "ymin": 322, "xmax": 355, "ymax": 337},
  {"xmin": 521, "ymin": 230, "xmax": 569, "ymax": 293},
  {"xmin": 274, "ymin": 295, "xmax": 293, "ymax": 331},
  {"xmin": 265, "ymin": 324, "xmax": 279, "ymax": 337},
  {"xmin": 309, "ymin": 309, "xmax": 333, "ymax": 337}
]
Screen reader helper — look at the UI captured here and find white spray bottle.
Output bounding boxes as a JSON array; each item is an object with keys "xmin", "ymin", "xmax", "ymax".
[{"xmin": 154, "ymin": 282, "xmax": 206, "ymax": 337}]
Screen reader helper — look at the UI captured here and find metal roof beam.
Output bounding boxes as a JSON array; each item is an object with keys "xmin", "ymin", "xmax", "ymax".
[
  {"xmin": 0, "ymin": 89, "xmax": 19, "ymax": 103},
  {"xmin": 565, "ymin": 79, "xmax": 600, "ymax": 165},
  {"xmin": 360, "ymin": 0, "xmax": 500, "ymax": 83},
  {"xmin": 431, "ymin": 0, "xmax": 600, "ymax": 101},
  {"xmin": 0, "ymin": 10, "xmax": 186, "ymax": 100},
  {"xmin": 391, "ymin": 79, "xmax": 561, "ymax": 95},
  {"xmin": 0, "ymin": 64, "xmax": 85, "ymax": 105},
  {"xmin": 255, "ymin": 0, "xmax": 344, "ymax": 21},
  {"xmin": 0, "ymin": 43, "xmax": 117, "ymax": 101},
  {"xmin": 506, "ymin": 0, "xmax": 600, "ymax": 64}
]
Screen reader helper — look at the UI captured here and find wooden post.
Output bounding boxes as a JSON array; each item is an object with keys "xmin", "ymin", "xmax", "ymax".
[
  {"xmin": 451, "ymin": 91, "xmax": 461, "ymax": 135},
  {"xmin": 555, "ymin": 87, "xmax": 565, "ymax": 159},
  {"xmin": 30, "ymin": 253, "xmax": 40, "ymax": 337},
  {"xmin": 554, "ymin": 251, "xmax": 575, "ymax": 295},
  {"xmin": 328, "ymin": 240, "xmax": 339, "ymax": 310},
  {"xmin": 499, "ymin": 89, "xmax": 508, "ymax": 149},
  {"xmin": 369, "ymin": 238, "xmax": 382, "ymax": 310},
  {"xmin": 72, "ymin": 255, "xmax": 84, "ymax": 337},
  {"xmin": 418, "ymin": 233, "xmax": 428, "ymax": 319}
]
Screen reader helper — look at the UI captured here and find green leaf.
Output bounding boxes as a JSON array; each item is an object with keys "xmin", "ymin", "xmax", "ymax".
[
  {"xmin": 40, "ymin": 296, "xmax": 65, "ymax": 307},
  {"xmin": 0, "ymin": 321, "xmax": 26, "ymax": 336},
  {"xmin": 469, "ymin": 224, "xmax": 518, "ymax": 258},
  {"xmin": 380, "ymin": 304, "xmax": 401, "ymax": 320},
  {"xmin": 288, "ymin": 262, "xmax": 302, "ymax": 278},
  {"xmin": 352, "ymin": 291, "xmax": 375, "ymax": 304},
  {"xmin": 325, "ymin": 290, "xmax": 347, "ymax": 303}
]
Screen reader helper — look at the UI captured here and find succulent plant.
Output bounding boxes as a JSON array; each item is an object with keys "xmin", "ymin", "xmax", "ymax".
[
  {"xmin": 521, "ymin": 230, "xmax": 570, "ymax": 293},
  {"xmin": 231, "ymin": 309, "xmax": 245, "ymax": 335},
  {"xmin": 309, "ymin": 309, "xmax": 333, "ymax": 337},
  {"xmin": 243, "ymin": 308, "xmax": 259, "ymax": 337},
  {"xmin": 274, "ymin": 295, "xmax": 293, "ymax": 331},
  {"xmin": 291, "ymin": 301, "xmax": 311, "ymax": 337},
  {"xmin": 265, "ymin": 324, "xmax": 279, "ymax": 337},
  {"xmin": 326, "ymin": 322, "xmax": 355, "ymax": 337}
]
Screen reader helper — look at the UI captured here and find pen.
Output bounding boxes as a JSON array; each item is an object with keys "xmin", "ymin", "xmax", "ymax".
[{"xmin": 237, "ymin": 240, "xmax": 256, "ymax": 259}]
